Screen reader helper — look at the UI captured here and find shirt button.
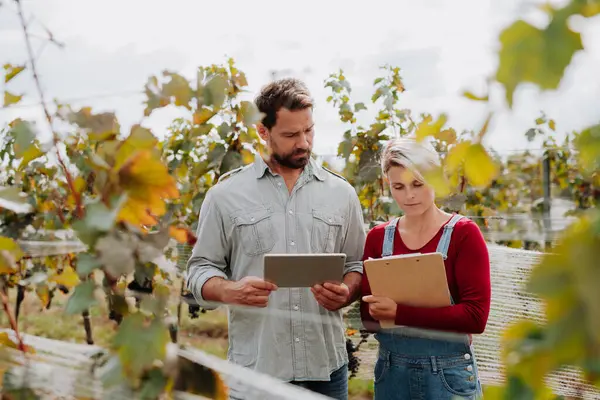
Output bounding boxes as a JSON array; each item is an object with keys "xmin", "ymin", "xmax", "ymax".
[
  {"xmin": 288, "ymin": 210, "xmax": 293, "ymax": 215},
  {"xmin": 328, "ymin": 218, "xmax": 332, "ymax": 222},
  {"xmin": 293, "ymin": 305, "xmax": 299, "ymax": 311},
  {"xmin": 277, "ymin": 182, "xmax": 282, "ymax": 186},
  {"xmin": 295, "ymin": 338, "xmax": 300, "ymax": 343},
  {"xmin": 464, "ymin": 353, "xmax": 471, "ymax": 360},
  {"xmin": 290, "ymin": 241, "xmax": 295, "ymax": 246},
  {"xmin": 466, "ymin": 365, "xmax": 473, "ymax": 371},
  {"xmin": 250, "ymin": 217, "xmax": 255, "ymax": 222}
]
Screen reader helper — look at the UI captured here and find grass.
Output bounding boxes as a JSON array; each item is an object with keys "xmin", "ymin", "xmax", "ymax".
[{"xmin": 2, "ymin": 281, "xmax": 373, "ymax": 399}]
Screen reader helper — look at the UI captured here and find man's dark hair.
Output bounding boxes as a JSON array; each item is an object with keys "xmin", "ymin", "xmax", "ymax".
[{"xmin": 254, "ymin": 78, "xmax": 314, "ymax": 130}]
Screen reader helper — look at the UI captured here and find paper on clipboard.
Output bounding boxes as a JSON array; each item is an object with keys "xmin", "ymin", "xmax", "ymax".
[{"xmin": 364, "ymin": 252, "xmax": 451, "ymax": 328}]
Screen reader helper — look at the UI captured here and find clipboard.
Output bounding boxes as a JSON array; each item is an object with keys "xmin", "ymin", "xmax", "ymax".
[
  {"xmin": 363, "ymin": 252, "xmax": 451, "ymax": 328},
  {"xmin": 263, "ymin": 253, "xmax": 346, "ymax": 288}
]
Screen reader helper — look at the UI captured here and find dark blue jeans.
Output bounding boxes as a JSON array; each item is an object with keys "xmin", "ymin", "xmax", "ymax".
[{"xmin": 290, "ymin": 364, "xmax": 348, "ymax": 400}]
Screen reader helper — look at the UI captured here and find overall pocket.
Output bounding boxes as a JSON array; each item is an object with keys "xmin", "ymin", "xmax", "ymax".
[
  {"xmin": 233, "ymin": 207, "xmax": 276, "ymax": 256},
  {"xmin": 439, "ymin": 358, "xmax": 478, "ymax": 398},
  {"xmin": 310, "ymin": 209, "xmax": 344, "ymax": 253}
]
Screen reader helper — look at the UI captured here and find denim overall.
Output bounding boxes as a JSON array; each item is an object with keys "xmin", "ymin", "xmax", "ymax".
[{"xmin": 372, "ymin": 214, "xmax": 483, "ymax": 400}]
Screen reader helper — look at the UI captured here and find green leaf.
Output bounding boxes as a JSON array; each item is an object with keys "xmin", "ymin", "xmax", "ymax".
[
  {"xmin": 217, "ymin": 122, "xmax": 232, "ymax": 140},
  {"xmin": 240, "ymin": 101, "xmax": 263, "ymax": 126},
  {"xmin": 4, "ymin": 64, "xmax": 25, "ymax": 83},
  {"xmin": 496, "ymin": 18, "xmax": 583, "ymax": 107},
  {"xmin": 95, "ymin": 232, "xmax": 137, "ymax": 277},
  {"xmin": 354, "ymin": 102, "xmax": 367, "ymax": 112},
  {"xmin": 204, "ymin": 75, "xmax": 228, "ymax": 109},
  {"xmin": 162, "ymin": 71, "xmax": 193, "ymax": 109},
  {"xmin": 65, "ymin": 280, "xmax": 98, "ymax": 315},
  {"xmin": 0, "ymin": 185, "xmax": 33, "ymax": 214},
  {"xmin": 525, "ymin": 128, "xmax": 538, "ymax": 142},
  {"xmin": 112, "ymin": 313, "xmax": 169, "ymax": 380},
  {"xmin": 10, "ymin": 119, "xmax": 36, "ymax": 158},
  {"xmin": 3, "ymin": 91, "xmax": 23, "ymax": 106},
  {"xmin": 207, "ymin": 143, "xmax": 227, "ymax": 168},
  {"xmin": 75, "ymin": 253, "xmax": 102, "ymax": 277},
  {"xmin": 220, "ymin": 148, "xmax": 243, "ymax": 175},
  {"xmin": 65, "ymin": 107, "xmax": 120, "ymax": 137}
]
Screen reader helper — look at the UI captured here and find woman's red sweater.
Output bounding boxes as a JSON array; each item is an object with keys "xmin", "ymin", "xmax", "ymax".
[{"xmin": 360, "ymin": 217, "xmax": 491, "ymax": 334}]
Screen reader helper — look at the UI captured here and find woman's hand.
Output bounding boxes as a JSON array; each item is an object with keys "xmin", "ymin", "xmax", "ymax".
[{"xmin": 362, "ymin": 295, "xmax": 397, "ymax": 321}]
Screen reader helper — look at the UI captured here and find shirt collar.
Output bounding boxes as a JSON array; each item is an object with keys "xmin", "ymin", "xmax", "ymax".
[{"xmin": 253, "ymin": 153, "xmax": 326, "ymax": 181}]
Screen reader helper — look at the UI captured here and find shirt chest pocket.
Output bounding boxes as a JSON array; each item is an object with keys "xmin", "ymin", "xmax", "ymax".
[
  {"xmin": 233, "ymin": 207, "xmax": 276, "ymax": 256},
  {"xmin": 310, "ymin": 209, "xmax": 345, "ymax": 253}
]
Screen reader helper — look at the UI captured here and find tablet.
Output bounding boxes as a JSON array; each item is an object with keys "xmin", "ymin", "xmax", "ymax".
[
  {"xmin": 364, "ymin": 252, "xmax": 451, "ymax": 328},
  {"xmin": 263, "ymin": 253, "xmax": 346, "ymax": 288}
]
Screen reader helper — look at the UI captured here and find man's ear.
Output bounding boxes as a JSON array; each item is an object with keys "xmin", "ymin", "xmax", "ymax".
[{"xmin": 257, "ymin": 123, "xmax": 269, "ymax": 142}]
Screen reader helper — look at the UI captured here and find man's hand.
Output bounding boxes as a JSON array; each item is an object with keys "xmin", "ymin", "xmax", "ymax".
[
  {"xmin": 311, "ymin": 282, "xmax": 350, "ymax": 311},
  {"xmin": 221, "ymin": 276, "xmax": 278, "ymax": 308},
  {"xmin": 362, "ymin": 295, "xmax": 397, "ymax": 321}
]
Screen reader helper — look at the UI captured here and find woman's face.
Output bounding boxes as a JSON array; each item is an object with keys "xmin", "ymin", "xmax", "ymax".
[{"xmin": 387, "ymin": 165, "xmax": 435, "ymax": 217}]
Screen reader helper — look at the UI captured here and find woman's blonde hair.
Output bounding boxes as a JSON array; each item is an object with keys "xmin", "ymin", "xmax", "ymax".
[{"xmin": 380, "ymin": 137, "xmax": 441, "ymax": 182}]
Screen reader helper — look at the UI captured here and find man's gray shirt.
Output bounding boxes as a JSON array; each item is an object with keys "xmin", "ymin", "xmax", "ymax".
[{"xmin": 186, "ymin": 155, "xmax": 366, "ymax": 382}]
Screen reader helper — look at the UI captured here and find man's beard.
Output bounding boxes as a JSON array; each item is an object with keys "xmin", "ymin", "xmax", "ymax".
[{"xmin": 272, "ymin": 149, "xmax": 311, "ymax": 169}]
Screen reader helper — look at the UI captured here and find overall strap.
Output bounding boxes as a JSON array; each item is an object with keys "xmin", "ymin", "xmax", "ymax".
[
  {"xmin": 435, "ymin": 214, "xmax": 464, "ymax": 260},
  {"xmin": 381, "ymin": 217, "xmax": 400, "ymax": 257}
]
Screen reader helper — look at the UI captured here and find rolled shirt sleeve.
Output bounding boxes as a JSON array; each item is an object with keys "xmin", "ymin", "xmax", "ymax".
[
  {"xmin": 185, "ymin": 187, "xmax": 229, "ymax": 310},
  {"xmin": 341, "ymin": 186, "xmax": 366, "ymax": 275}
]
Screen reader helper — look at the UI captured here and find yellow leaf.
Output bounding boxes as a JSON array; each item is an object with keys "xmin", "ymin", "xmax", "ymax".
[
  {"xmin": 414, "ymin": 114, "xmax": 448, "ymax": 142},
  {"xmin": 18, "ymin": 144, "xmax": 44, "ymax": 170},
  {"xmin": 169, "ymin": 226, "xmax": 197, "ymax": 245},
  {"xmin": 464, "ymin": 144, "xmax": 498, "ymax": 187},
  {"xmin": 241, "ymin": 148, "xmax": 255, "ymax": 165},
  {"xmin": 4, "ymin": 64, "xmax": 25, "ymax": 83},
  {"xmin": 422, "ymin": 167, "xmax": 451, "ymax": 198},
  {"xmin": 115, "ymin": 125, "xmax": 159, "ymax": 170},
  {"xmin": 581, "ymin": 2, "xmax": 600, "ymax": 17},
  {"xmin": 548, "ymin": 119, "xmax": 556, "ymax": 131},
  {"xmin": 444, "ymin": 141, "xmax": 470, "ymax": 172},
  {"xmin": 117, "ymin": 150, "xmax": 179, "ymax": 227},
  {"xmin": 0, "ymin": 236, "xmax": 23, "ymax": 274},
  {"xmin": 436, "ymin": 128, "xmax": 456, "ymax": 144},
  {"xmin": 49, "ymin": 265, "xmax": 80, "ymax": 289},
  {"xmin": 194, "ymin": 107, "xmax": 216, "ymax": 125},
  {"xmin": 36, "ymin": 285, "xmax": 50, "ymax": 308},
  {"xmin": 3, "ymin": 91, "xmax": 22, "ymax": 106}
]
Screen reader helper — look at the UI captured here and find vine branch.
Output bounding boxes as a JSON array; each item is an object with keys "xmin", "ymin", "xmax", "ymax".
[
  {"xmin": 14, "ymin": 0, "xmax": 84, "ymax": 219},
  {"xmin": 1, "ymin": 287, "xmax": 27, "ymax": 353}
]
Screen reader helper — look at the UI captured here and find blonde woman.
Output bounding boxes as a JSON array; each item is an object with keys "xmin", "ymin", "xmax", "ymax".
[{"xmin": 360, "ymin": 137, "xmax": 490, "ymax": 399}]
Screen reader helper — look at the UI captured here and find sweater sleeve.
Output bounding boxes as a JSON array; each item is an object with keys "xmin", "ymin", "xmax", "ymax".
[
  {"xmin": 359, "ymin": 229, "xmax": 382, "ymax": 331},
  {"xmin": 394, "ymin": 221, "xmax": 491, "ymax": 334}
]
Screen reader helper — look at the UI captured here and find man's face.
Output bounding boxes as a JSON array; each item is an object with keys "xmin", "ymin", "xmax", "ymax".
[{"xmin": 259, "ymin": 108, "xmax": 314, "ymax": 169}]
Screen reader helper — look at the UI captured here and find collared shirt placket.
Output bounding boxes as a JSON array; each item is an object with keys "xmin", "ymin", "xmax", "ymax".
[{"xmin": 273, "ymin": 169, "xmax": 312, "ymax": 378}]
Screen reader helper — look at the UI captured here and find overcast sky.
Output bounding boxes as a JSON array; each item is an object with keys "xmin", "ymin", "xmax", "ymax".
[{"xmin": 1, "ymin": 0, "xmax": 599, "ymax": 158}]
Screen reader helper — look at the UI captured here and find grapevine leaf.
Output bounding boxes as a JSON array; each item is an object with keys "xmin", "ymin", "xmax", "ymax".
[
  {"xmin": 10, "ymin": 119, "xmax": 35, "ymax": 158},
  {"xmin": 175, "ymin": 354, "xmax": 229, "ymax": 400},
  {"xmin": 95, "ymin": 232, "xmax": 137, "ymax": 277},
  {"xmin": 496, "ymin": 17, "xmax": 583, "ymax": 107},
  {"xmin": 162, "ymin": 71, "xmax": 193, "ymax": 109},
  {"xmin": 3, "ymin": 91, "xmax": 23, "ymax": 106},
  {"xmin": 112, "ymin": 313, "xmax": 169, "ymax": 380},
  {"xmin": 0, "ymin": 236, "xmax": 23, "ymax": 274},
  {"xmin": 354, "ymin": 102, "xmax": 367, "ymax": 112},
  {"xmin": 240, "ymin": 101, "xmax": 263, "ymax": 126},
  {"xmin": 4, "ymin": 63, "xmax": 25, "ymax": 83},
  {"xmin": 0, "ymin": 186, "xmax": 33, "ymax": 214},
  {"xmin": 415, "ymin": 114, "xmax": 448, "ymax": 142},
  {"xmin": 203, "ymin": 74, "xmax": 228, "ymax": 109},
  {"xmin": 18, "ymin": 144, "xmax": 45, "ymax": 170},
  {"xmin": 193, "ymin": 107, "xmax": 216, "ymax": 125},
  {"xmin": 75, "ymin": 253, "xmax": 102, "ymax": 277},
  {"xmin": 65, "ymin": 280, "xmax": 98, "ymax": 315},
  {"xmin": 525, "ymin": 128, "xmax": 538, "ymax": 142},
  {"xmin": 462, "ymin": 90, "xmax": 489, "ymax": 102},
  {"xmin": 64, "ymin": 106, "xmax": 120, "ymax": 138},
  {"xmin": 117, "ymin": 150, "xmax": 179, "ymax": 226},
  {"xmin": 464, "ymin": 144, "xmax": 499, "ymax": 187},
  {"xmin": 49, "ymin": 265, "xmax": 80, "ymax": 289},
  {"xmin": 220, "ymin": 148, "xmax": 244, "ymax": 175}
]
